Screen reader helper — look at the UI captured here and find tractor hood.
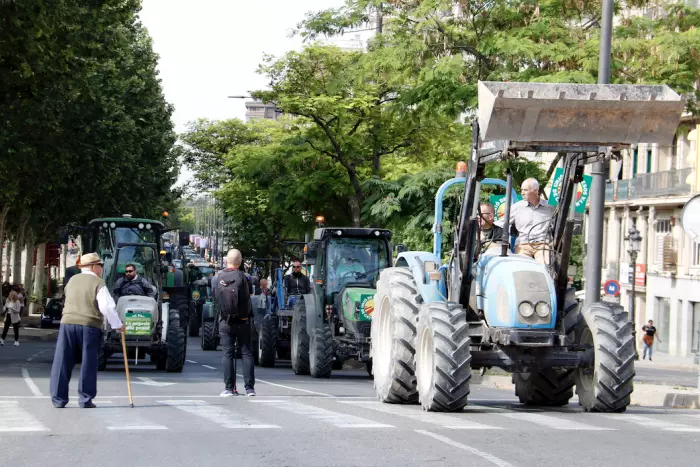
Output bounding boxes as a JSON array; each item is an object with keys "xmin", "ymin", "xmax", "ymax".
[{"xmin": 340, "ymin": 287, "xmax": 376, "ymax": 322}]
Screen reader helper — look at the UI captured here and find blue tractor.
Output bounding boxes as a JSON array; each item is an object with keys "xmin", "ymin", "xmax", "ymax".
[{"xmin": 370, "ymin": 80, "xmax": 684, "ymax": 412}]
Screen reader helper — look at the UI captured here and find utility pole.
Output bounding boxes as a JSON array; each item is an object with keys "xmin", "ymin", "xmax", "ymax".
[{"xmin": 584, "ymin": 0, "xmax": 613, "ymax": 307}]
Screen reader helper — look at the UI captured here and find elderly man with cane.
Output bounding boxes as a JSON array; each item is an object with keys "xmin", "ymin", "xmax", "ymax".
[{"xmin": 50, "ymin": 253, "xmax": 125, "ymax": 408}]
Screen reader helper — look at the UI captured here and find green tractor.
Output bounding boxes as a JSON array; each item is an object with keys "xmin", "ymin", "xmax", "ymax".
[
  {"xmin": 291, "ymin": 227, "xmax": 393, "ymax": 377},
  {"xmin": 185, "ymin": 259, "xmax": 217, "ymax": 337},
  {"xmin": 81, "ymin": 215, "xmax": 188, "ymax": 372}
]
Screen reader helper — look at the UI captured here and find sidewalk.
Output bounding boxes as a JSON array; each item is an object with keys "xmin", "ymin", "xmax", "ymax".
[{"xmin": 634, "ymin": 350, "xmax": 699, "ymax": 371}]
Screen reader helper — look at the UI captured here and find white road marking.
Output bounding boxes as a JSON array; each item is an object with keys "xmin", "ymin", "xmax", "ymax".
[
  {"xmin": 133, "ymin": 377, "xmax": 176, "ymax": 387},
  {"xmin": 67, "ymin": 400, "xmax": 114, "ymax": 406},
  {"xmin": 202, "ymin": 365, "xmax": 217, "ymax": 370},
  {"xmin": 107, "ymin": 426, "xmax": 168, "ymax": 431},
  {"xmin": 0, "ymin": 401, "xmax": 49, "ymax": 432},
  {"xmin": 251, "ymin": 400, "xmax": 393, "ymax": 428},
  {"xmin": 339, "ymin": 401, "xmax": 501, "ymax": 430},
  {"xmin": 238, "ymin": 374, "xmax": 332, "ymax": 397},
  {"xmin": 186, "ymin": 360, "xmax": 198, "ymax": 364},
  {"xmin": 499, "ymin": 412, "xmax": 614, "ymax": 431},
  {"xmin": 607, "ymin": 414, "xmax": 700, "ymax": 432},
  {"xmin": 89, "ymin": 407, "xmax": 168, "ymax": 431},
  {"xmin": 0, "ymin": 395, "xmax": 377, "ymax": 400},
  {"xmin": 159, "ymin": 400, "xmax": 279, "ymax": 429},
  {"xmin": 21, "ymin": 368, "xmax": 43, "ymax": 397},
  {"xmin": 416, "ymin": 430, "xmax": 515, "ymax": 467}
]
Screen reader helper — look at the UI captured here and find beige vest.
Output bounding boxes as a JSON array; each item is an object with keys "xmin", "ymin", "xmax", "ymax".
[{"xmin": 61, "ymin": 273, "xmax": 105, "ymax": 329}]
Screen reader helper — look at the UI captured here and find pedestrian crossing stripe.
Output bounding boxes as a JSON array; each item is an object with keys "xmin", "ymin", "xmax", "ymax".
[
  {"xmin": 0, "ymin": 401, "xmax": 49, "ymax": 432},
  {"xmin": 498, "ymin": 412, "xmax": 616, "ymax": 431},
  {"xmin": 158, "ymin": 400, "xmax": 280, "ymax": 429},
  {"xmin": 605, "ymin": 414, "xmax": 700, "ymax": 432},
  {"xmin": 250, "ymin": 399, "xmax": 394, "ymax": 428},
  {"xmin": 1, "ymin": 399, "xmax": 700, "ymax": 434},
  {"xmin": 339, "ymin": 401, "xmax": 500, "ymax": 430}
]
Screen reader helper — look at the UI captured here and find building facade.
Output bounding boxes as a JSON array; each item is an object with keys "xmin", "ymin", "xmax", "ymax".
[
  {"xmin": 599, "ymin": 116, "xmax": 700, "ymax": 357},
  {"xmin": 244, "ymin": 98, "xmax": 280, "ymax": 122}
]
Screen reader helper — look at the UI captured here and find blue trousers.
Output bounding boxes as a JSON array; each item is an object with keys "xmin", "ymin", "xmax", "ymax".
[{"xmin": 50, "ymin": 324, "xmax": 102, "ymax": 407}]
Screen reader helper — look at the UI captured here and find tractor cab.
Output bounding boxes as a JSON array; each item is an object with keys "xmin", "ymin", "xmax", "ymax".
[
  {"xmin": 292, "ymin": 227, "xmax": 392, "ymax": 375},
  {"xmin": 80, "ymin": 215, "xmax": 188, "ymax": 372}
]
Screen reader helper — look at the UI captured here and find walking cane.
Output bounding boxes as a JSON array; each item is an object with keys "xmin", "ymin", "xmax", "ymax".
[{"xmin": 120, "ymin": 330, "xmax": 134, "ymax": 408}]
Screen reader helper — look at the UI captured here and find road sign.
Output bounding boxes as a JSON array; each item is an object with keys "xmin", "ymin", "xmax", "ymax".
[{"xmin": 603, "ymin": 280, "xmax": 621, "ymax": 297}]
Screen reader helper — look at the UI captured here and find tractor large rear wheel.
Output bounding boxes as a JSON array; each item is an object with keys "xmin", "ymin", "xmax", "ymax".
[
  {"xmin": 291, "ymin": 302, "xmax": 310, "ymax": 375},
  {"xmin": 371, "ymin": 267, "xmax": 420, "ymax": 404},
  {"xmin": 513, "ymin": 289, "xmax": 578, "ymax": 406},
  {"xmin": 415, "ymin": 301, "xmax": 472, "ymax": 412},
  {"xmin": 188, "ymin": 303, "xmax": 200, "ymax": 337},
  {"xmin": 513, "ymin": 369, "xmax": 575, "ymax": 406},
  {"xmin": 574, "ymin": 301, "xmax": 635, "ymax": 413},
  {"xmin": 201, "ymin": 321, "xmax": 218, "ymax": 351},
  {"xmin": 165, "ymin": 315, "xmax": 186, "ymax": 372},
  {"xmin": 309, "ymin": 324, "xmax": 333, "ymax": 378},
  {"xmin": 259, "ymin": 316, "xmax": 278, "ymax": 367}
]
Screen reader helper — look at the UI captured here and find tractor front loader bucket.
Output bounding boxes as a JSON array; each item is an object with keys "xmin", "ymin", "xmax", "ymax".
[{"xmin": 477, "ymin": 81, "xmax": 685, "ymax": 145}]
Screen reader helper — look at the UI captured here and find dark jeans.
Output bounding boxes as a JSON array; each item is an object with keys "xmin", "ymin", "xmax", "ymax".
[
  {"xmin": 2, "ymin": 314, "xmax": 19, "ymax": 341},
  {"xmin": 49, "ymin": 323, "xmax": 102, "ymax": 407},
  {"xmin": 219, "ymin": 319, "xmax": 255, "ymax": 391}
]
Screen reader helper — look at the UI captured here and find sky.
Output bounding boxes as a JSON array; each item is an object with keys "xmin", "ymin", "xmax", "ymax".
[{"xmin": 138, "ymin": 0, "xmax": 354, "ymax": 186}]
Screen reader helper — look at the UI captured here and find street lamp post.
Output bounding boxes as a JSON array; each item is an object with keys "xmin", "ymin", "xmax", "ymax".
[{"xmin": 627, "ymin": 225, "xmax": 642, "ymax": 359}]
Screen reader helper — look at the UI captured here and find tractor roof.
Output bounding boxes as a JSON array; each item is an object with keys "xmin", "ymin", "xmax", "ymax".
[
  {"xmin": 314, "ymin": 227, "xmax": 392, "ymax": 241},
  {"xmin": 89, "ymin": 217, "xmax": 165, "ymax": 228}
]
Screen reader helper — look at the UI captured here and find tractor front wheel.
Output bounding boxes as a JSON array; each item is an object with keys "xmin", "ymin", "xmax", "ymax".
[
  {"xmin": 574, "ymin": 301, "xmax": 635, "ymax": 413},
  {"xmin": 291, "ymin": 302, "xmax": 310, "ymax": 375}
]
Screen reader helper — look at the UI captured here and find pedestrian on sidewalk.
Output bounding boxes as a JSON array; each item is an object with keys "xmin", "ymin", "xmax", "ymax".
[
  {"xmin": 1, "ymin": 290, "xmax": 22, "ymax": 346},
  {"xmin": 49, "ymin": 253, "xmax": 125, "ymax": 408},
  {"xmin": 213, "ymin": 248, "xmax": 255, "ymax": 397},
  {"xmin": 642, "ymin": 319, "xmax": 661, "ymax": 361}
]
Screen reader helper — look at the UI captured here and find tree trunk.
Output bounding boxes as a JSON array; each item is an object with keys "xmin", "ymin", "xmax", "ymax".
[
  {"xmin": 349, "ymin": 197, "xmax": 361, "ymax": 227},
  {"xmin": 0, "ymin": 205, "xmax": 9, "ymax": 284},
  {"xmin": 11, "ymin": 220, "xmax": 27, "ymax": 285},
  {"xmin": 23, "ymin": 234, "xmax": 35, "ymax": 302},
  {"xmin": 31, "ymin": 243, "xmax": 47, "ymax": 315}
]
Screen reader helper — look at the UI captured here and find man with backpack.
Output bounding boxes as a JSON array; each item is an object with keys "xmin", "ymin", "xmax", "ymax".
[{"xmin": 212, "ymin": 248, "xmax": 255, "ymax": 397}]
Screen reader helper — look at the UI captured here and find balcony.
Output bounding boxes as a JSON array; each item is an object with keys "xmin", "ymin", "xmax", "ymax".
[
  {"xmin": 605, "ymin": 168, "xmax": 696, "ymax": 203},
  {"xmin": 629, "ymin": 167, "xmax": 696, "ymax": 199}
]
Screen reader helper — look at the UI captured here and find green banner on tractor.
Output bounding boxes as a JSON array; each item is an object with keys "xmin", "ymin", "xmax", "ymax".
[
  {"xmin": 548, "ymin": 168, "xmax": 592, "ymax": 213},
  {"xmin": 125, "ymin": 312, "xmax": 152, "ymax": 336}
]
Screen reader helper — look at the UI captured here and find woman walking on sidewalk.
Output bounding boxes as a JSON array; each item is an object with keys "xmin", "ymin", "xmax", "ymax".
[
  {"xmin": 642, "ymin": 319, "xmax": 661, "ymax": 361},
  {"xmin": 1, "ymin": 290, "xmax": 22, "ymax": 346}
]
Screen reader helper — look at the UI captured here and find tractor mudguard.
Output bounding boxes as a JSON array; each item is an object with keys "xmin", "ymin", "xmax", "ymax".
[
  {"xmin": 301, "ymin": 291, "xmax": 321, "ymax": 336},
  {"xmin": 393, "ymin": 251, "xmax": 446, "ymax": 305},
  {"xmin": 201, "ymin": 301, "xmax": 217, "ymax": 322}
]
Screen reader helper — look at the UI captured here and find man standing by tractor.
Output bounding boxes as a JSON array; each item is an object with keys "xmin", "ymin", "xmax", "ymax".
[
  {"xmin": 113, "ymin": 263, "xmax": 156, "ymax": 299},
  {"xmin": 510, "ymin": 178, "xmax": 555, "ymax": 265},
  {"xmin": 50, "ymin": 253, "xmax": 125, "ymax": 408},
  {"xmin": 283, "ymin": 261, "xmax": 311, "ymax": 297},
  {"xmin": 213, "ymin": 249, "xmax": 256, "ymax": 397}
]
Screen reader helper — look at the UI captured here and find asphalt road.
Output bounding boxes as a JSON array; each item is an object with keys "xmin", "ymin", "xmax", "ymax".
[{"xmin": 1, "ymin": 337, "xmax": 699, "ymax": 467}]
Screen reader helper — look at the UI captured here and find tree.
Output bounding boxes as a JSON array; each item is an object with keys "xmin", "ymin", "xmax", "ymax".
[
  {"xmin": 297, "ymin": 0, "xmax": 700, "ymax": 177},
  {"xmin": 253, "ymin": 43, "xmax": 467, "ymax": 225},
  {"xmin": 0, "ymin": 0, "xmax": 179, "ymax": 297}
]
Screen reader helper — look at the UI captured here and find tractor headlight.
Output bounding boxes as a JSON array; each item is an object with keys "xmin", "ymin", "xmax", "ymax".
[
  {"xmin": 535, "ymin": 301, "xmax": 551, "ymax": 318},
  {"xmin": 138, "ymin": 223, "xmax": 145, "ymax": 229},
  {"xmin": 518, "ymin": 301, "xmax": 534, "ymax": 318}
]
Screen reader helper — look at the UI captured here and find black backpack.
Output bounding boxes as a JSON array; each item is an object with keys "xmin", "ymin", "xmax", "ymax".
[{"xmin": 215, "ymin": 270, "xmax": 249, "ymax": 322}]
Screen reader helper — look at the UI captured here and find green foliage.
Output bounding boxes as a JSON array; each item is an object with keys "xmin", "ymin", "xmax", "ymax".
[
  {"xmin": 253, "ymin": 43, "xmax": 470, "ymax": 225},
  {"xmin": 181, "ymin": 118, "xmax": 355, "ymax": 258},
  {"xmin": 0, "ymin": 0, "xmax": 178, "ymax": 243}
]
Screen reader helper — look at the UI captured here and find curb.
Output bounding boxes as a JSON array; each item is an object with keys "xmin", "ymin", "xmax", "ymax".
[
  {"xmin": 472, "ymin": 374, "xmax": 700, "ymax": 409},
  {"xmin": 19, "ymin": 328, "xmax": 58, "ymax": 342}
]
